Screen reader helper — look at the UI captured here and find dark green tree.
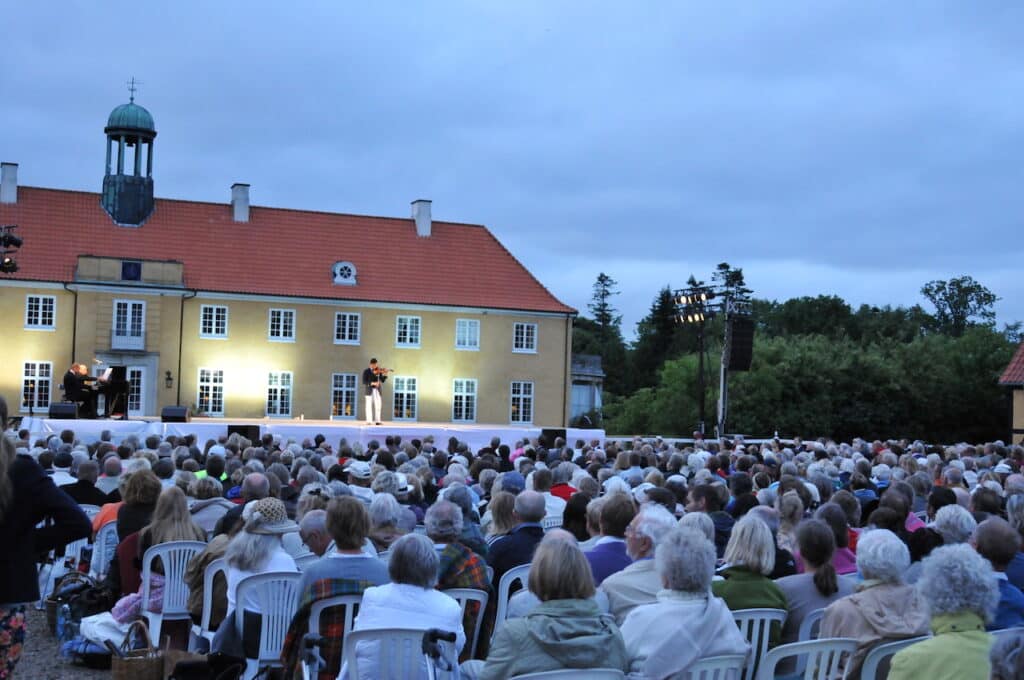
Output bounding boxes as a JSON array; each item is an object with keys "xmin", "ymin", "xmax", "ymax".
[
  {"xmin": 586, "ymin": 273, "xmax": 627, "ymax": 395},
  {"xmin": 712, "ymin": 262, "xmax": 752, "ymax": 299},
  {"xmin": 630, "ymin": 287, "xmax": 681, "ymax": 390},
  {"xmin": 921, "ymin": 275, "xmax": 999, "ymax": 337}
]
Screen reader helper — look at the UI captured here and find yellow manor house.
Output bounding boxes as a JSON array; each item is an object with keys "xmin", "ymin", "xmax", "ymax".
[{"xmin": 0, "ymin": 98, "xmax": 576, "ymax": 425}]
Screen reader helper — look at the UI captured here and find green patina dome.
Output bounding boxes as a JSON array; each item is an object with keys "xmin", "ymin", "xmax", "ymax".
[{"xmin": 105, "ymin": 102, "xmax": 156, "ymax": 134}]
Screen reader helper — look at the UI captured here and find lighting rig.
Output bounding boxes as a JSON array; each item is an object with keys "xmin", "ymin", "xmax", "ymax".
[{"xmin": 1, "ymin": 225, "xmax": 22, "ymax": 274}]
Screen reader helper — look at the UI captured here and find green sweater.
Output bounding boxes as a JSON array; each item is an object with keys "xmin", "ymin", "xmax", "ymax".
[
  {"xmin": 712, "ymin": 566, "xmax": 788, "ymax": 648},
  {"xmin": 888, "ymin": 612, "xmax": 992, "ymax": 680}
]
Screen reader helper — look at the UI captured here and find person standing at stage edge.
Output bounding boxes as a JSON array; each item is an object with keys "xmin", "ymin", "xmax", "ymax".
[{"xmin": 362, "ymin": 358, "xmax": 387, "ymax": 425}]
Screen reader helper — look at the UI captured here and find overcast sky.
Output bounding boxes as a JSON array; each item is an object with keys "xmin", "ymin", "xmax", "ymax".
[{"xmin": 3, "ymin": 2, "xmax": 1022, "ymax": 339}]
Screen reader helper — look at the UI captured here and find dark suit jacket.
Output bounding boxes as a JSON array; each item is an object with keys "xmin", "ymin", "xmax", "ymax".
[
  {"xmin": 362, "ymin": 367, "xmax": 387, "ymax": 396},
  {"xmin": 63, "ymin": 370, "xmax": 89, "ymax": 399},
  {"xmin": 487, "ymin": 523, "xmax": 544, "ymax": 588},
  {"xmin": 59, "ymin": 479, "xmax": 111, "ymax": 507},
  {"xmin": 585, "ymin": 540, "xmax": 632, "ymax": 586},
  {"xmin": 0, "ymin": 455, "xmax": 91, "ymax": 603}
]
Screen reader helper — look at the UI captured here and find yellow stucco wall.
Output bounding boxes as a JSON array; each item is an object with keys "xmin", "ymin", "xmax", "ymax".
[{"xmin": 1, "ymin": 282, "xmax": 572, "ymax": 425}]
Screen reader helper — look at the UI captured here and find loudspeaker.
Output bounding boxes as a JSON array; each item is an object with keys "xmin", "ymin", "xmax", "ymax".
[
  {"xmin": 227, "ymin": 424, "xmax": 261, "ymax": 442},
  {"xmin": 161, "ymin": 405, "xmax": 190, "ymax": 423},
  {"xmin": 48, "ymin": 402, "xmax": 79, "ymax": 419},
  {"xmin": 728, "ymin": 317, "xmax": 755, "ymax": 371},
  {"xmin": 540, "ymin": 428, "xmax": 567, "ymax": 447}
]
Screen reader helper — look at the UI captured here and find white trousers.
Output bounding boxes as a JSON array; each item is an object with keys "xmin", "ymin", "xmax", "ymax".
[{"xmin": 364, "ymin": 389, "xmax": 382, "ymax": 423}]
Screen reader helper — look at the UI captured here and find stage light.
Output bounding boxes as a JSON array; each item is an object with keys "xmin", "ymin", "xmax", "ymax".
[
  {"xmin": 0, "ymin": 256, "xmax": 16, "ymax": 273},
  {"xmin": 0, "ymin": 233, "xmax": 22, "ymax": 249}
]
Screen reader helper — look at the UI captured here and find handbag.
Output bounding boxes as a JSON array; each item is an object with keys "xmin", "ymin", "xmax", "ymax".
[
  {"xmin": 68, "ymin": 584, "xmax": 118, "ymax": 621},
  {"xmin": 168, "ymin": 651, "xmax": 245, "ymax": 680},
  {"xmin": 110, "ymin": 620, "xmax": 163, "ymax": 680}
]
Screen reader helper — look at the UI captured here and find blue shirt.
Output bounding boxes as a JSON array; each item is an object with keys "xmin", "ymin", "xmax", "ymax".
[
  {"xmin": 990, "ymin": 576, "xmax": 1024, "ymax": 631},
  {"xmin": 1006, "ymin": 552, "xmax": 1024, "ymax": 591}
]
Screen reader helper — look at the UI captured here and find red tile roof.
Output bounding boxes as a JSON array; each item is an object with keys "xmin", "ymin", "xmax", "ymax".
[
  {"xmin": 0, "ymin": 187, "xmax": 574, "ymax": 314},
  {"xmin": 1001, "ymin": 342, "xmax": 1024, "ymax": 386}
]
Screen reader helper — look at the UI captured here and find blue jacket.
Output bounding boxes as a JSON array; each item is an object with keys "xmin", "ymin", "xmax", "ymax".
[
  {"xmin": 487, "ymin": 523, "xmax": 543, "ymax": 588},
  {"xmin": 585, "ymin": 540, "xmax": 632, "ymax": 586},
  {"xmin": 990, "ymin": 577, "xmax": 1024, "ymax": 631}
]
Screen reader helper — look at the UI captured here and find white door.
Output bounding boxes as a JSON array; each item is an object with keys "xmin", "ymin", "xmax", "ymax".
[{"xmin": 127, "ymin": 366, "xmax": 146, "ymax": 416}]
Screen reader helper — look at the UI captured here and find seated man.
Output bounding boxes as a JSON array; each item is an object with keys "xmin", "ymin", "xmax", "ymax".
[
  {"xmin": 62, "ymin": 363, "xmax": 97, "ymax": 418},
  {"xmin": 585, "ymin": 492, "xmax": 636, "ymax": 586},
  {"xmin": 600, "ymin": 503, "xmax": 676, "ymax": 624}
]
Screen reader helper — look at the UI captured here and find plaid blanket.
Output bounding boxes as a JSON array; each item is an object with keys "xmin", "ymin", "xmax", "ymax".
[
  {"xmin": 438, "ymin": 541, "xmax": 491, "ymax": 661},
  {"xmin": 281, "ymin": 577, "xmax": 377, "ymax": 680}
]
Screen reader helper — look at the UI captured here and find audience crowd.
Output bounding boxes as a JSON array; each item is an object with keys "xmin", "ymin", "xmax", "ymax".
[{"xmin": 2, "ymin": 394, "xmax": 1024, "ymax": 679}]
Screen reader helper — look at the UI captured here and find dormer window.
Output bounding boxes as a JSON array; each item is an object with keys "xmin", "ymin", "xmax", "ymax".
[{"xmin": 332, "ymin": 261, "xmax": 357, "ymax": 285}]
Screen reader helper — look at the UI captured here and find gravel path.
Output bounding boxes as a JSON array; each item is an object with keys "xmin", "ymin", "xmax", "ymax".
[{"xmin": 17, "ymin": 607, "xmax": 109, "ymax": 679}]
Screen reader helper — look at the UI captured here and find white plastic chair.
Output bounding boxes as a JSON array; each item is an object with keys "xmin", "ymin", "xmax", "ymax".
[
  {"xmin": 732, "ymin": 608, "xmax": 787, "ymax": 680},
  {"xmin": 512, "ymin": 669, "xmax": 625, "ymax": 679},
  {"xmin": 63, "ymin": 536, "xmax": 91, "ymax": 571},
  {"xmin": 414, "ymin": 524, "xmax": 428, "ymax": 535},
  {"xmin": 79, "ymin": 504, "xmax": 102, "ymax": 520},
  {"xmin": 494, "ymin": 563, "xmax": 531, "ymax": 637},
  {"xmin": 189, "ymin": 557, "xmax": 228, "ymax": 651},
  {"xmin": 683, "ymin": 654, "xmax": 748, "ymax": 680},
  {"xmin": 294, "ymin": 552, "xmax": 319, "ymax": 571},
  {"xmin": 444, "ymin": 588, "xmax": 489, "ymax": 660},
  {"xmin": 307, "ymin": 593, "xmax": 363, "ymax": 679},
  {"xmin": 755, "ymin": 637, "xmax": 858, "ymax": 680},
  {"xmin": 860, "ymin": 635, "xmax": 930, "ymax": 680},
  {"xmin": 541, "ymin": 516, "xmax": 562, "ymax": 531},
  {"xmin": 798, "ymin": 607, "xmax": 826, "ymax": 641},
  {"xmin": 234, "ymin": 571, "xmax": 303, "ymax": 680},
  {"xmin": 89, "ymin": 521, "xmax": 119, "ymax": 580},
  {"xmin": 140, "ymin": 540, "xmax": 206, "ymax": 646},
  {"xmin": 991, "ymin": 625, "xmax": 1024, "ymax": 642},
  {"xmin": 342, "ymin": 628, "xmax": 459, "ymax": 680}
]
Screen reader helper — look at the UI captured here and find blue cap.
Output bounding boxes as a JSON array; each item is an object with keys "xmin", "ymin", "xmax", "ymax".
[{"xmin": 501, "ymin": 471, "xmax": 526, "ymax": 493}]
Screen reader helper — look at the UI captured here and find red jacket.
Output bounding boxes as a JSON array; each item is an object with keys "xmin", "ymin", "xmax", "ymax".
[{"xmin": 550, "ymin": 483, "xmax": 577, "ymax": 502}]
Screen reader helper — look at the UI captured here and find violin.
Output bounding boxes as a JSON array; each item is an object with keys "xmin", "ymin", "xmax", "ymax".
[{"xmin": 373, "ymin": 366, "xmax": 395, "ymax": 374}]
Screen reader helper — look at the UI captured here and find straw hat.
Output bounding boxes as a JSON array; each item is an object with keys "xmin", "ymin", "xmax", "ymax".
[{"xmin": 243, "ymin": 497, "xmax": 298, "ymax": 535}]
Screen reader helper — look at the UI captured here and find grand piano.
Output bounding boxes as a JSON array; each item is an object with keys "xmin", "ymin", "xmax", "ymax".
[{"xmin": 87, "ymin": 365, "xmax": 130, "ymax": 419}]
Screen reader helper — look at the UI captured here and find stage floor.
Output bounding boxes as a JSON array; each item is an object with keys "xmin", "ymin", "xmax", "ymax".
[{"xmin": 19, "ymin": 416, "xmax": 604, "ymax": 453}]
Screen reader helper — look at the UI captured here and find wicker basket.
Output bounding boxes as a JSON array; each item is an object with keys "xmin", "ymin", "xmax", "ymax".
[{"xmin": 111, "ymin": 621, "xmax": 164, "ymax": 680}]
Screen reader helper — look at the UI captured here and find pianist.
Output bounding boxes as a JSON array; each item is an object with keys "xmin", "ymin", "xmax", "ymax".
[{"xmin": 62, "ymin": 363, "xmax": 98, "ymax": 418}]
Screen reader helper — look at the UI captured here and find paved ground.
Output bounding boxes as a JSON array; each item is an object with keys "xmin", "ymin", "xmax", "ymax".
[{"xmin": 17, "ymin": 607, "xmax": 108, "ymax": 679}]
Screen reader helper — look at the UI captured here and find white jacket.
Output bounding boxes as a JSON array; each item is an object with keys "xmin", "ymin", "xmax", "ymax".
[
  {"xmin": 341, "ymin": 583, "xmax": 465, "ymax": 680},
  {"xmin": 621, "ymin": 590, "xmax": 749, "ymax": 680}
]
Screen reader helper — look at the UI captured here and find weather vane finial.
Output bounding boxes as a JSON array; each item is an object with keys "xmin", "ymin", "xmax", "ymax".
[{"xmin": 127, "ymin": 76, "xmax": 141, "ymax": 103}]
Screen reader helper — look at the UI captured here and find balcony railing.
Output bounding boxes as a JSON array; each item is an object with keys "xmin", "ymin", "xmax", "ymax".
[{"xmin": 111, "ymin": 330, "xmax": 145, "ymax": 351}]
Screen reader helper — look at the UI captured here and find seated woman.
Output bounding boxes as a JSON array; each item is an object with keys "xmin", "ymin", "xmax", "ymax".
[
  {"xmin": 343, "ymin": 533, "xmax": 464, "ymax": 679},
  {"xmin": 621, "ymin": 526, "xmax": 749, "ymax": 679},
  {"xmin": 775, "ymin": 519, "xmax": 856, "ymax": 648},
  {"xmin": 188, "ymin": 477, "xmax": 234, "ymax": 535},
  {"xmin": 116, "ymin": 467, "xmax": 162, "ymax": 540},
  {"xmin": 367, "ymin": 492, "xmax": 408, "ymax": 553},
  {"xmin": 712, "ymin": 514, "xmax": 788, "ymax": 647},
  {"xmin": 281, "ymin": 497, "xmax": 389, "ymax": 680},
  {"xmin": 819, "ymin": 529, "xmax": 929, "ymax": 679},
  {"xmin": 888, "ymin": 544, "xmax": 1000, "ymax": 680},
  {"xmin": 468, "ymin": 532, "xmax": 627, "ymax": 680},
  {"xmin": 483, "ymin": 491, "xmax": 516, "ymax": 547}
]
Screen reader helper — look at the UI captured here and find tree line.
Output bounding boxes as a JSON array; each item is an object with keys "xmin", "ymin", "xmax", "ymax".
[{"xmin": 573, "ymin": 268, "xmax": 1020, "ymax": 442}]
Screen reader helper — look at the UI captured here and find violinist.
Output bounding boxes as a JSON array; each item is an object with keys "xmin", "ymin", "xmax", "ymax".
[{"xmin": 362, "ymin": 358, "xmax": 392, "ymax": 425}]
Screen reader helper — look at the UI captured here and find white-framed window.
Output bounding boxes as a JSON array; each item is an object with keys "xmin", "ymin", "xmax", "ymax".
[
  {"xmin": 199, "ymin": 305, "xmax": 229, "ymax": 339},
  {"xmin": 268, "ymin": 308, "xmax": 296, "ymax": 342},
  {"xmin": 513, "ymin": 322, "xmax": 538, "ymax": 353},
  {"xmin": 455, "ymin": 318, "xmax": 480, "ymax": 351},
  {"xmin": 452, "ymin": 378, "xmax": 478, "ymax": 423},
  {"xmin": 25, "ymin": 295, "xmax": 56, "ymax": 330},
  {"xmin": 510, "ymin": 380, "xmax": 535, "ymax": 424},
  {"xmin": 266, "ymin": 371, "xmax": 293, "ymax": 416},
  {"xmin": 331, "ymin": 373, "xmax": 358, "ymax": 419},
  {"xmin": 395, "ymin": 315, "xmax": 421, "ymax": 348},
  {"xmin": 126, "ymin": 366, "xmax": 145, "ymax": 416},
  {"xmin": 392, "ymin": 376, "xmax": 418, "ymax": 421},
  {"xmin": 334, "ymin": 312, "xmax": 361, "ymax": 345},
  {"xmin": 197, "ymin": 368, "xmax": 225, "ymax": 416},
  {"xmin": 113, "ymin": 299, "xmax": 146, "ymax": 350},
  {"xmin": 21, "ymin": 361, "xmax": 52, "ymax": 411}
]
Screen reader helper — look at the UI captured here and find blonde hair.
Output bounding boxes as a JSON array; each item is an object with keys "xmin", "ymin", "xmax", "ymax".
[
  {"xmin": 143, "ymin": 487, "xmax": 206, "ymax": 545},
  {"xmin": 487, "ymin": 491, "xmax": 517, "ymax": 537},
  {"xmin": 528, "ymin": 535, "xmax": 595, "ymax": 601},
  {"xmin": 724, "ymin": 514, "xmax": 776, "ymax": 576},
  {"xmin": 777, "ymin": 490, "xmax": 804, "ymax": 529}
]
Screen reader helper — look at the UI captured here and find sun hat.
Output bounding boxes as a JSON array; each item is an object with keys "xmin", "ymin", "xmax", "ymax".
[
  {"xmin": 345, "ymin": 460, "xmax": 372, "ymax": 479},
  {"xmin": 243, "ymin": 497, "xmax": 298, "ymax": 535}
]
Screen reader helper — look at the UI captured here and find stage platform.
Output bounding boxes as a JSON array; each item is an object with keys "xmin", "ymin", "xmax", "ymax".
[{"xmin": 19, "ymin": 416, "xmax": 604, "ymax": 453}]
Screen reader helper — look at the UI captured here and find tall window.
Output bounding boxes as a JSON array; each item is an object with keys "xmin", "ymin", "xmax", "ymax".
[
  {"xmin": 197, "ymin": 368, "xmax": 225, "ymax": 416},
  {"xmin": 113, "ymin": 300, "xmax": 146, "ymax": 349},
  {"xmin": 510, "ymin": 380, "xmax": 534, "ymax": 423},
  {"xmin": 452, "ymin": 378, "xmax": 477, "ymax": 422},
  {"xmin": 331, "ymin": 373, "xmax": 358, "ymax": 419},
  {"xmin": 392, "ymin": 376, "xmax": 418, "ymax": 420},
  {"xmin": 455, "ymin": 319, "xmax": 480, "ymax": 350},
  {"xmin": 513, "ymin": 322, "xmax": 538, "ymax": 353},
  {"xmin": 25, "ymin": 295, "xmax": 56, "ymax": 330},
  {"xmin": 200, "ymin": 305, "xmax": 229, "ymax": 338},
  {"xmin": 395, "ymin": 316, "xmax": 421, "ymax": 348},
  {"xmin": 126, "ymin": 367, "xmax": 144, "ymax": 415},
  {"xmin": 268, "ymin": 308, "xmax": 296, "ymax": 341},
  {"xmin": 334, "ymin": 312, "xmax": 361, "ymax": 345},
  {"xmin": 266, "ymin": 371, "xmax": 293, "ymax": 416},
  {"xmin": 22, "ymin": 361, "xmax": 52, "ymax": 411}
]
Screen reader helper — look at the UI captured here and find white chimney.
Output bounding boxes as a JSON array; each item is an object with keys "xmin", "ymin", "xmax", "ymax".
[
  {"xmin": 0, "ymin": 162, "xmax": 18, "ymax": 204},
  {"xmin": 231, "ymin": 183, "xmax": 250, "ymax": 222},
  {"xmin": 412, "ymin": 198, "xmax": 432, "ymax": 237}
]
